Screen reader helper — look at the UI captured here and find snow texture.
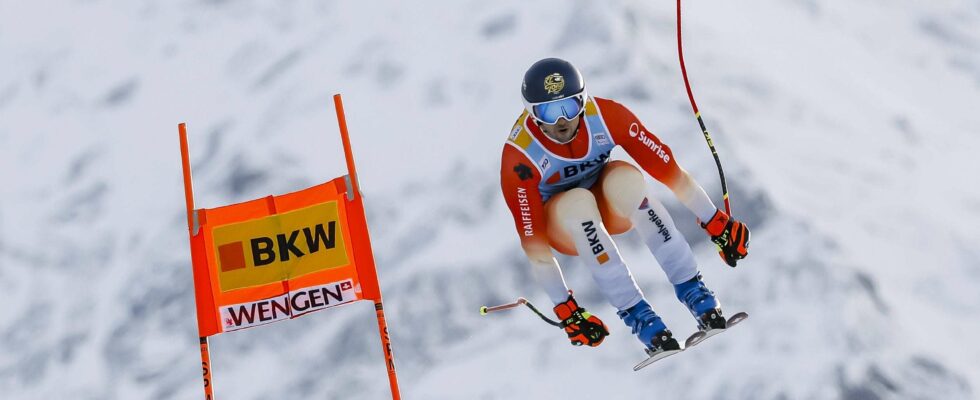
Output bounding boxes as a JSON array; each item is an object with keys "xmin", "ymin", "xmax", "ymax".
[{"xmin": 1, "ymin": 0, "xmax": 979, "ymax": 399}]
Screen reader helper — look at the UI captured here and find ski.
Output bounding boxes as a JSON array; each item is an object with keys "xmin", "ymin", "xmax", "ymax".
[
  {"xmin": 684, "ymin": 311, "xmax": 748, "ymax": 348},
  {"xmin": 633, "ymin": 312, "xmax": 747, "ymax": 371},
  {"xmin": 632, "ymin": 346, "xmax": 685, "ymax": 371}
]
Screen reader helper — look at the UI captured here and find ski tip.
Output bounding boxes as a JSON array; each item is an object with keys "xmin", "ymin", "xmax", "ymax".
[
  {"xmin": 479, "ymin": 306, "xmax": 488, "ymax": 315},
  {"xmin": 727, "ymin": 312, "xmax": 748, "ymax": 326}
]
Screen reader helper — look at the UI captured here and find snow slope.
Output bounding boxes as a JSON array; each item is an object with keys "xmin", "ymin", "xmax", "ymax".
[{"xmin": 1, "ymin": 0, "xmax": 978, "ymax": 398}]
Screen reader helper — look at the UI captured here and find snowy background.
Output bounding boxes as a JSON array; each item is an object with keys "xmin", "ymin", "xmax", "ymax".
[{"xmin": 2, "ymin": 0, "xmax": 979, "ymax": 399}]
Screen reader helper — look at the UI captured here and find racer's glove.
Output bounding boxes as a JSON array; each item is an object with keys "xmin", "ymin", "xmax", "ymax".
[
  {"xmin": 701, "ymin": 209, "xmax": 750, "ymax": 267},
  {"xmin": 553, "ymin": 293, "xmax": 609, "ymax": 347}
]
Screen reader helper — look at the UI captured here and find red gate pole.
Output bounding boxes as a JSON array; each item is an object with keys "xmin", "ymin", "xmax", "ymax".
[
  {"xmin": 332, "ymin": 94, "xmax": 401, "ymax": 400},
  {"xmin": 179, "ymin": 123, "xmax": 216, "ymax": 400}
]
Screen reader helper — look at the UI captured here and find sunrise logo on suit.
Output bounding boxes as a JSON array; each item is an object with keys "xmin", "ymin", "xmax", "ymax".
[{"xmin": 628, "ymin": 122, "xmax": 670, "ymax": 164}]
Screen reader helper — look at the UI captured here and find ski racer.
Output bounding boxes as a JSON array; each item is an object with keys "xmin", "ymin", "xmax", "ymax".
[{"xmin": 500, "ymin": 58, "xmax": 750, "ymax": 354}]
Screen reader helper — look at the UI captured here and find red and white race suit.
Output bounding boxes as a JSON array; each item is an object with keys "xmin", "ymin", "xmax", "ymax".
[{"xmin": 500, "ymin": 96, "xmax": 718, "ymax": 308}]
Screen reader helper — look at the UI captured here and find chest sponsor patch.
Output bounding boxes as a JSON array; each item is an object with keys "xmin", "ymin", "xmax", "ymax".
[
  {"xmin": 509, "ymin": 125, "xmax": 522, "ymax": 141},
  {"xmin": 538, "ymin": 155, "xmax": 551, "ymax": 173},
  {"xmin": 562, "ymin": 150, "xmax": 611, "ymax": 179}
]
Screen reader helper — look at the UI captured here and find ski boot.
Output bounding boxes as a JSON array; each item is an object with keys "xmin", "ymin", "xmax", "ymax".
[
  {"xmin": 673, "ymin": 272, "xmax": 752, "ymax": 348},
  {"xmin": 674, "ymin": 273, "xmax": 726, "ymax": 331},
  {"xmin": 674, "ymin": 273, "xmax": 736, "ymax": 347},
  {"xmin": 618, "ymin": 299, "xmax": 681, "ymax": 356}
]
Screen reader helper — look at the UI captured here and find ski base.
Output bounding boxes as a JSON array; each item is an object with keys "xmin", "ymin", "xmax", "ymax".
[
  {"xmin": 684, "ymin": 311, "xmax": 748, "ymax": 348},
  {"xmin": 632, "ymin": 347, "xmax": 684, "ymax": 371}
]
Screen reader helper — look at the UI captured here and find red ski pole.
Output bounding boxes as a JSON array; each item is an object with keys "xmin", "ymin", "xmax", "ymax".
[{"xmin": 677, "ymin": 0, "xmax": 732, "ymax": 217}]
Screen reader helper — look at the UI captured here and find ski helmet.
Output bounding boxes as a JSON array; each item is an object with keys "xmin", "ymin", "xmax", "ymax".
[{"xmin": 522, "ymin": 58, "xmax": 587, "ymax": 125}]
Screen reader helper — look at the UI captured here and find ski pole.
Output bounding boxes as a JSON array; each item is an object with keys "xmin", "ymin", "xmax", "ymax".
[
  {"xmin": 480, "ymin": 298, "xmax": 562, "ymax": 328},
  {"xmin": 677, "ymin": 0, "xmax": 732, "ymax": 217}
]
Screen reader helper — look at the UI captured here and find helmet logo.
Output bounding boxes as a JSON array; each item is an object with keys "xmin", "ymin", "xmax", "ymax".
[{"xmin": 544, "ymin": 73, "xmax": 565, "ymax": 95}]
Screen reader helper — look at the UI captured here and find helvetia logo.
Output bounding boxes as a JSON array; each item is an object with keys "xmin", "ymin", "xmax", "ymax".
[
  {"xmin": 646, "ymin": 209, "xmax": 672, "ymax": 243},
  {"xmin": 220, "ymin": 279, "xmax": 357, "ymax": 331},
  {"xmin": 212, "ymin": 201, "xmax": 350, "ymax": 292}
]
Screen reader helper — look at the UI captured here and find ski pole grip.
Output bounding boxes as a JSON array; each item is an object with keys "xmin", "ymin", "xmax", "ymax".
[{"xmin": 480, "ymin": 298, "xmax": 528, "ymax": 315}]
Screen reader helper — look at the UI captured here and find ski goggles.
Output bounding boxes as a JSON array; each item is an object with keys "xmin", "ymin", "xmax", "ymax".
[{"xmin": 527, "ymin": 94, "xmax": 585, "ymax": 125}]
